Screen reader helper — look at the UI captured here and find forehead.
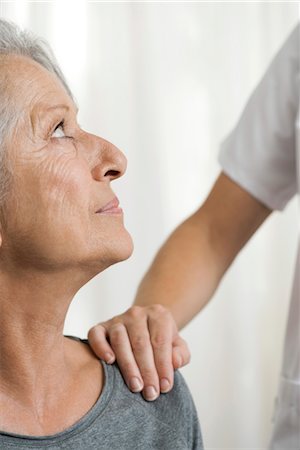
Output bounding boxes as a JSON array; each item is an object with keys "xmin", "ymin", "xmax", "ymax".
[{"xmin": 1, "ymin": 54, "xmax": 75, "ymax": 114}]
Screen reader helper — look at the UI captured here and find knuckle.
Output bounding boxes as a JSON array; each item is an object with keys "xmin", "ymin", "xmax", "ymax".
[
  {"xmin": 88, "ymin": 324, "xmax": 104, "ymax": 340},
  {"xmin": 156, "ymin": 361, "xmax": 172, "ymax": 375},
  {"xmin": 131, "ymin": 335, "xmax": 150, "ymax": 352},
  {"xmin": 109, "ymin": 323, "xmax": 126, "ymax": 344},
  {"xmin": 120, "ymin": 360, "xmax": 136, "ymax": 376},
  {"xmin": 150, "ymin": 333, "xmax": 169, "ymax": 349},
  {"xmin": 149, "ymin": 304, "xmax": 166, "ymax": 315},
  {"xmin": 127, "ymin": 305, "xmax": 144, "ymax": 319},
  {"xmin": 140, "ymin": 367, "xmax": 158, "ymax": 381},
  {"xmin": 110, "ymin": 322, "xmax": 126, "ymax": 333},
  {"xmin": 110, "ymin": 315, "xmax": 123, "ymax": 325},
  {"xmin": 150, "ymin": 304, "xmax": 172, "ymax": 321}
]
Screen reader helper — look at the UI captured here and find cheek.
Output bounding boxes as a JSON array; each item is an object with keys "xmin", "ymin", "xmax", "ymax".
[
  {"xmin": 10, "ymin": 154, "xmax": 92, "ymax": 231},
  {"xmin": 40, "ymin": 152, "xmax": 92, "ymax": 210},
  {"xmin": 3, "ymin": 158, "xmax": 93, "ymax": 260},
  {"xmin": 47, "ymin": 160, "xmax": 91, "ymax": 215}
]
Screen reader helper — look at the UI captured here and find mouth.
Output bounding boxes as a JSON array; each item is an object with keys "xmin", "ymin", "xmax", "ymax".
[{"xmin": 95, "ymin": 196, "xmax": 123, "ymax": 215}]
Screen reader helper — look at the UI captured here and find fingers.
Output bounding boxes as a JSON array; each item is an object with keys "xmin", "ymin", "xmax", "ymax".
[
  {"xmin": 88, "ymin": 324, "xmax": 116, "ymax": 364},
  {"xmin": 172, "ymin": 335, "xmax": 191, "ymax": 369},
  {"xmin": 146, "ymin": 309, "xmax": 175, "ymax": 394},
  {"xmin": 125, "ymin": 313, "xmax": 162, "ymax": 401},
  {"xmin": 87, "ymin": 306, "xmax": 192, "ymax": 403},
  {"xmin": 89, "ymin": 322, "xmax": 146, "ymax": 394},
  {"xmin": 108, "ymin": 322, "xmax": 148, "ymax": 394}
]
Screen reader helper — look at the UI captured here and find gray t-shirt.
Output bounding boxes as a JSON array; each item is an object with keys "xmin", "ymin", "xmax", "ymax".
[{"xmin": 0, "ymin": 337, "xmax": 203, "ymax": 449}]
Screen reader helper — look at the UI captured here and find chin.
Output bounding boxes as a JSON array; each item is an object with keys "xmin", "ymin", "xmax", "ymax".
[
  {"xmin": 112, "ymin": 231, "xmax": 134, "ymax": 262},
  {"xmin": 85, "ymin": 229, "xmax": 134, "ymax": 272}
]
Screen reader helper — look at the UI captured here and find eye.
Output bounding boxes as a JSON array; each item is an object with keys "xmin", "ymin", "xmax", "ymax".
[{"xmin": 51, "ymin": 121, "xmax": 68, "ymax": 139}]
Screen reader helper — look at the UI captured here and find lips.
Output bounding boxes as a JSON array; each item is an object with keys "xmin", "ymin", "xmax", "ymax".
[{"xmin": 96, "ymin": 196, "xmax": 123, "ymax": 215}]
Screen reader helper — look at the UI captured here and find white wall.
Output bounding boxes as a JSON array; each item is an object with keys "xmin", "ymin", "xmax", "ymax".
[{"xmin": 1, "ymin": 1, "xmax": 298, "ymax": 448}]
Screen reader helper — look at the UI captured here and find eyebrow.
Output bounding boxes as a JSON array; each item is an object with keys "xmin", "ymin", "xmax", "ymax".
[
  {"xmin": 40, "ymin": 104, "xmax": 78, "ymax": 115},
  {"xmin": 30, "ymin": 103, "xmax": 79, "ymax": 135}
]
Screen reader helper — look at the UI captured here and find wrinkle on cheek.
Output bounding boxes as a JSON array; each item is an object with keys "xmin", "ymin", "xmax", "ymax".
[
  {"xmin": 8, "ymin": 138, "xmax": 91, "ymax": 231},
  {"xmin": 42, "ymin": 154, "xmax": 90, "ymax": 216}
]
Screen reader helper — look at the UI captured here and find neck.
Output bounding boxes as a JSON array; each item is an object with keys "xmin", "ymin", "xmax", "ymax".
[{"xmin": 0, "ymin": 266, "xmax": 92, "ymax": 408}]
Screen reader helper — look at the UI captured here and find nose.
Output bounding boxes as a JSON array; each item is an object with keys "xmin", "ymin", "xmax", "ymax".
[{"xmin": 91, "ymin": 137, "xmax": 127, "ymax": 183}]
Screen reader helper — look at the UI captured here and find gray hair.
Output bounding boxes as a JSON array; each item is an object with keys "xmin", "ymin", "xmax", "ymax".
[{"xmin": 0, "ymin": 18, "xmax": 73, "ymax": 207}]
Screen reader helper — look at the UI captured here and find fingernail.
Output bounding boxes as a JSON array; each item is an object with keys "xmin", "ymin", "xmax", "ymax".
[
  {"xmin": 144, "ymin": 386, "xmax": 158, "ymax": 401},
  {"xmin": 105, "ymin": 352, "xmax": 115, "ymax": 364},
  {"xmin": 129, "ymin": 377, "xmax": 143, "ymax": 392},
  {"xmin": 160, "ymin": 378, "xmax": 170, "ymax": 393}
]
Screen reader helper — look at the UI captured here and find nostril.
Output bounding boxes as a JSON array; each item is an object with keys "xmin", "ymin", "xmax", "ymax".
[{"xmin": 105, "ymin": 169, "xmax": 120, "ymax": 178}]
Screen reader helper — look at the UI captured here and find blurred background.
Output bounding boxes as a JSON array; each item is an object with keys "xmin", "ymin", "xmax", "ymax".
[{"xmin": 1, "ymin": 1, "xmax": 298, "ymax": 448}]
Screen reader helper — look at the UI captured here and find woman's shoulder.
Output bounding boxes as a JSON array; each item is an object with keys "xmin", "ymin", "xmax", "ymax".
[
  {"xmin": 64, "ymin": 336, "xmax": 203, "ymax": 449},
  {"xmin": 65, "ymin": 336, "xmax": 196, "ymax": 424},
  {"xmin": 110, "ymin": 360, "xmax": 203, "ymax": 449}
]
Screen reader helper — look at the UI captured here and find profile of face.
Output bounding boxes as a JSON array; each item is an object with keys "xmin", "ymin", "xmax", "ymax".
[{"xmin": 0, "ymin": 54, "xmax": 133, "ymax": 276}]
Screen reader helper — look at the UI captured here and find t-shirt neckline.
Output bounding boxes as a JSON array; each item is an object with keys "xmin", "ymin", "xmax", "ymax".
[{"xmin": 0, "ymin": 337, "xmax": 115, "ymax": 445}]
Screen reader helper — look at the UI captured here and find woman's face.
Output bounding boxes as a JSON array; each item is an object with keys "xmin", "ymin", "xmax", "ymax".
[{"xmin": 1, "ymin": 54, "xmax": 133, "ymax": 274}]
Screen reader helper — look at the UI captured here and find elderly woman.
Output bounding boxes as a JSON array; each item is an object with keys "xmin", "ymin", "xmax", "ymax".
[{"xmin": 0, "ymin": 18, "xmax": 203, "ymax": 449}]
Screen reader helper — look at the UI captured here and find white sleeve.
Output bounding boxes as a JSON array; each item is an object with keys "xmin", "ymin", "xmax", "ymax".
[{"xmin": 219, "ymin": 24, "xmax": 299, "ymax": 211}]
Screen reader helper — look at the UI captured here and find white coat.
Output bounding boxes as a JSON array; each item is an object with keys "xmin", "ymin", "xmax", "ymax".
[{"xmin": 219, "ymin": 24, "xmax": 300, "ymax": 449}]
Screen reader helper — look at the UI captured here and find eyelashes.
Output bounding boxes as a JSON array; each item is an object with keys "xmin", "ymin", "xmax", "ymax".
[
  {"xmin": 50, "ymin": 119, "xmax": 73, "ymax": 140},
  {"xmin": 52, "ymin": 120, "xmax": 65, "ymax": 138},
  {"xmin": 54, "ymin": 120, "xmax": 65, "ymax": 132}
]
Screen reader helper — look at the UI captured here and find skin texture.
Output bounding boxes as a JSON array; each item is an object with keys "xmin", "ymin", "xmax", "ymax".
[
  {"xmin": 88, "ymin": 172, "xmax": 272, "ymax": 400},
  {"xmin": 0, "ymin": 54, "xmax": 133, "ymax": 436}
]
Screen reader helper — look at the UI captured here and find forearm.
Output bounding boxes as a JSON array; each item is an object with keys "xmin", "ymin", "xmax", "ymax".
[
  {"xmin": 134, "ymin": 173, "xmax": 271, "ymax": 330},
  {"xmin": 134, "ymin": 210, "xmax": 224, "ymax": 330}
]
